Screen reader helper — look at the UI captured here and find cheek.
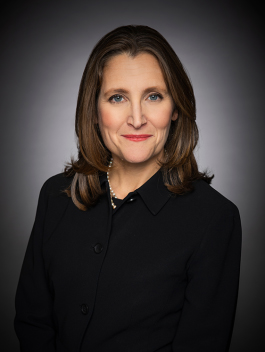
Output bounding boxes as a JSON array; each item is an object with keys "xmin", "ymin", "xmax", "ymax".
[
  {"xmin": 153, "ymin": 109, "xmax": 173, "ymax": 132},
  {"xmin": 99, "ymin": 111, "xmax": 114, "ymax": 128},
  {"xmin": 98, "ymin": 108, "xmax": 118, "ymax": 136}
]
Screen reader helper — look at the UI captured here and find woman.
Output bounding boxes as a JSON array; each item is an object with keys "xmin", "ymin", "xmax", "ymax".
[{"xmin": 14, "ymin": 25, "xmax": 242, "ymax": 352}]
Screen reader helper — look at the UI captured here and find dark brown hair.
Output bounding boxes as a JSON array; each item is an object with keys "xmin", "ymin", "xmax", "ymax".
[{"xmin": 63, "ymin": 24, "xmax": 214, "ymax": 211}]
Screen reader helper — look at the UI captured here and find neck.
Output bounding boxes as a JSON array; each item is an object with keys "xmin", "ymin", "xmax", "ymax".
[{"xmin": 107, "ymin": 152, "xmax": 164, "ymax": 200}]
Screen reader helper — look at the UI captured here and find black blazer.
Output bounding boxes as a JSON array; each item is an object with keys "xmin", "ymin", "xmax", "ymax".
[{"xmin": 14, "ymin": 170, "xmax": 242, "ymax": 352}]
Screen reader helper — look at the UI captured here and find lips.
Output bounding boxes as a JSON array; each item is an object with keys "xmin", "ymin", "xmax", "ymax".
[{"xmin": 121, "ymin": 134, "xmax": 152, "ymax": 142}]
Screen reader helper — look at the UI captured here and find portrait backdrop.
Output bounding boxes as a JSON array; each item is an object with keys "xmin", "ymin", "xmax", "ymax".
[{"xmin": 0, "ymin": 0, "xmax": 264, "ymax": 351}]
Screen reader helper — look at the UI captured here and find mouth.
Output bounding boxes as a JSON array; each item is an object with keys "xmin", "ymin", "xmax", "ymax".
[{"xmin": 121, "ymin": 134, "xmax": 152, "ymax": 142}]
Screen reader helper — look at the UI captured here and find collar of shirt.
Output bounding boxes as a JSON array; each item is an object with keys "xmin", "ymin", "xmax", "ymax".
[{"xmin": 99, "ymin": 168, "xmax": 172, "ymax": 216}]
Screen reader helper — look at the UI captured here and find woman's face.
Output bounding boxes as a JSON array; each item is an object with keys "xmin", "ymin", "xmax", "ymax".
[{"xmin": 97, "ymin": 52, "xmax": 178, "ymax": 165}]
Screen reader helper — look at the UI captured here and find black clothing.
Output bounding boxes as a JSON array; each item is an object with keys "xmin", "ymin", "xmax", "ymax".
[{"xmin": 14, "ymin": 169, "xmax": 242, "ymax": 351}]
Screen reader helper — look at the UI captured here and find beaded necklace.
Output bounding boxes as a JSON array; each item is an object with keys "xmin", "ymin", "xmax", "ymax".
[
  {"xmin": 107, "ymin": 158, "xmax": 117, "ymax": 209},
  {"xmin": 107, "ymin": 150, "xmax": 168, "ymax": 209}
]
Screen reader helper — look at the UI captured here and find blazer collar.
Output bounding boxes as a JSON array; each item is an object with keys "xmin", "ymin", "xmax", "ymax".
[{"xmin": 99, "ymin": 168, "xmax": 172, "ymax": 216}]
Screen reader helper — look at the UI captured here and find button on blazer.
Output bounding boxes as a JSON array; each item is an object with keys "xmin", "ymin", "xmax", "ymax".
[{"xmin": 14, "ymin": 169, "xmax": 242, "ymax": 352}]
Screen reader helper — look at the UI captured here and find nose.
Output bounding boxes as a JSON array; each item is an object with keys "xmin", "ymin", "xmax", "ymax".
[{"xmin": 127, "ymin": 100, "xmax": 147, "ymax": 129}]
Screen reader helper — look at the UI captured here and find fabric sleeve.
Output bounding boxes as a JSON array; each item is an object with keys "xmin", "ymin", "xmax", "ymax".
[
  {"xmin": 14, "ymin": 180, "xmax": 56, "ymax": 352},
  {"xmin": 172, "ymin": 204, "xmax": 242, "ymax": 352}
]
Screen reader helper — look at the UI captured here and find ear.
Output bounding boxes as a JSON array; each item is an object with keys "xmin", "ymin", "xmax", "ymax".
[{"xmin": 171, "ymin": 109, "xmax": 178, "ymax": 121}]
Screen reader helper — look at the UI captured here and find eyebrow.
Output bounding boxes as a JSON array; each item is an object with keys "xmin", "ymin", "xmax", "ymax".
[{"xmin": 103, "ymin": 86, "xmax": 169, "ymax": 98}]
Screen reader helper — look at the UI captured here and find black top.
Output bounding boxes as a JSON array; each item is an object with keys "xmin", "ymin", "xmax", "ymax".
[{"xmin": 14, "ymin": 168, "xmax": 242, "ymax": 352}]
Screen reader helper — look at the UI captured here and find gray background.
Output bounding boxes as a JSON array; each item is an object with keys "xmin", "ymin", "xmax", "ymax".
[{"xmin": 1, "ymin": 0, "xmax": 264, "ymax": 351}]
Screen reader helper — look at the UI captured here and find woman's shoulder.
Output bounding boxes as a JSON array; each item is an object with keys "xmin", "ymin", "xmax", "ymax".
[
  {"xmin": 185, "ymin": 179, "xmax": 240, "ymax": 217},
  {"xmin": 170, "ymin": 180, "xmax": 242, "ymax": 238},
  {"xmin": 37, "ymin": 172, "xmax": 73, "ymax": 209},
  {"xmin": 36, "ymin": 173, "xmax": 74, "ymax": 240},
  {"xmin": 40, "ymin": 172, "xmax": 73, "ymax": 198}
]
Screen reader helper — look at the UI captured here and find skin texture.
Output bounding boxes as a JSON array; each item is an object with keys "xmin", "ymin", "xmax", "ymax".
[{"xmin": 97, "ymin": 53, "xmax": 178, "ymax": 199}]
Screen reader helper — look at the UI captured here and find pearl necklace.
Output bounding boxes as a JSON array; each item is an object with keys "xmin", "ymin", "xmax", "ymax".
[
  {"xmin": 107, "ymin": 158, "xmax": 117, "ymax": 209},
  {"xmin": 107, "ymin": 150, "xmax": 168, "ymax": 209}
]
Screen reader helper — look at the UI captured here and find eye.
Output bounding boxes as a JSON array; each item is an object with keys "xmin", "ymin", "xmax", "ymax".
[
  {"xmin": 109, "ymin": 94, "xmax": 124, "ymax": 104},
  {"xmin": 148, "ymin": 93, "xmax": 163, "ymax": 101},
  {"xmin": 108, "ymin": 92, "xmax": 163, "ymax": 104}
]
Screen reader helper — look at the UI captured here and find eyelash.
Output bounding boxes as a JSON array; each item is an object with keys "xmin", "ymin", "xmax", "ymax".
[{"xmin": 108, "ymin": 93, "xmax": 163, "ymax": 104}]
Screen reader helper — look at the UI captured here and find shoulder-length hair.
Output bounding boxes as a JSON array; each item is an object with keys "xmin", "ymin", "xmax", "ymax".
[{"xmin": 63, "ymin": 24, "xmax": 214, "ymax": 211}]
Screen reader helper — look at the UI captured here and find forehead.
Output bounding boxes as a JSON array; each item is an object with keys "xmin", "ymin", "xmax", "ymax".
[{"xmin": 101, "ymin": 53, "xmax": 167, "ymax": 89}]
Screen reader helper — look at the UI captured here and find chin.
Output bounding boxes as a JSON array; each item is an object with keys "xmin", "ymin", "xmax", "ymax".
[{"xmin": 118, "ymin": 150, "xmax": 156, "ymax": 164}]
